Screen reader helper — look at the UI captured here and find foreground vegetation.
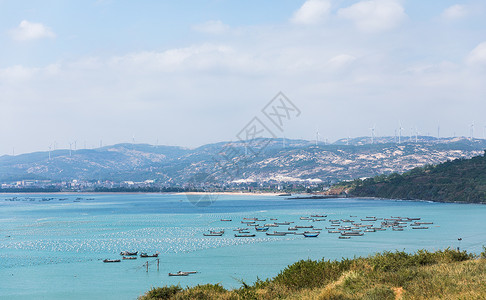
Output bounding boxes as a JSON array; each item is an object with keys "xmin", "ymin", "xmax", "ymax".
[
  {"xmin": 330, "ymin": 151, "xmax": 486, "ymax": 203},
  {"xmin": 139, "ymin": 248, "xmax": 486, "ymax": 299}
]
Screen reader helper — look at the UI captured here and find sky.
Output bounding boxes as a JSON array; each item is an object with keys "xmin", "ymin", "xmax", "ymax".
[{"xmin": 1, "ymin": 0, "xmax": 486, "ymax": 155}]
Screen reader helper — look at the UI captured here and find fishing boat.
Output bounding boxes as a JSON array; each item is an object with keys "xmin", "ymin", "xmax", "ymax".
[
  {"xmin": 210, "ymin": 230, "xmax": 224, "ymax": 234},
  {"xmin": 341, "ymin": 232, "xmax": 364, "ymax": 236},
  {"xmin": 264, "ymin": 223, "xmax": 279, "ymax": 227},
  {"xmin": 169, "ymin": 271, "xmax": 188, "ymax": 276},
  {"xmin": 288, "ymin": 227, "xmax": 298, "ymax": 231},
  {"xmin": 338, "ymin": 236, "xmax": 351, "ymax": 239},
  {"xmin": 255, "ymin": 227, "xmax": 269, "ymax": 232},
  {"xmin": 120, "ymin": 251, "xmax": 138, "ymax": 256},
  {"xmin": 220, "ymin": 219, "xmax": 232, "ymax": 222},
  {"xmin": 311, "ymin": 215, "xmax": 326, "ymax": 218},
  {"xmin": 203, "ymin": 232, "xmax": 223, "ymax": 236},
  {"xmin": 122, "ymin": 256, "xmax": 137, "ymax": 260},
  {"xmin": 103, "ymin": 259, "xmax": 121, "ymax": 263},
  {"xmin": 303, "ymin": 232, "xmax": 319, "ymax": 237},
  {"xmin": 266, "ymin": 232, "xmax": 286, "ymax": 236},
  {"xmin": 300, "ymin": 217, "xmax": 312, "ymax": 220},
  {"xmin": 234, "ymin": 234, "xmax": 256, "ymax": 237},
  {"xmin": 392, "ymin": 228, "xmax": 404, "ymax": 231},
  {"xmin": 328, "ymin": 230, "xmax": 340, "ymax": 233},
  {"xmin": 275, "ymin": 222, "xmax": 291, "ymax": 225},
  {"xmin": 295, "ymin": 225, "xmax": 313, "ymax": 229},
  {"xmin": 140, "ymin": 253, "xmax": 159, "ymax": 258},
  {"xmin": 412, "ymin": 226, "xmax": 429, "ymax": 229}
]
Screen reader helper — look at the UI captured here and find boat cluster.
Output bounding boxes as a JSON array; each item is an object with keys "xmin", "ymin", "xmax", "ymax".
[
  {"xmin": 202, "ymin": 214, "xmax": 433, "ymax": 240},
  {"xmin": 103, "ymin": 251, "xmax": 158, "ymax": 262},
  {"xmin": 3, "ymin": 196, "xmax": 94, "ymax": 202}
]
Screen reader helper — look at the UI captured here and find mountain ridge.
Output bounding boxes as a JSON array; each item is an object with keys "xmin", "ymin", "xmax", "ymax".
[{"xmin": 1, "ymin": 137, "xmax": 485, "ymax": 186}]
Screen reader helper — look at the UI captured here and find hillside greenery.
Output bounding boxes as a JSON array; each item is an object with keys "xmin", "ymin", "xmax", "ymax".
[
  {"xmin": 332, "ymin": 150, "xmax": 486, "ymax": 203},
  {"xmin": 139, "ymin": 248, "xmax": 486, "ymax": 300}
]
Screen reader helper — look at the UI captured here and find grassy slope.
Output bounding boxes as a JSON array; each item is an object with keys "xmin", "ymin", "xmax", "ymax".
[
  {"xmin": 331, "ymin": 151, "xmax": 486, "ymax": 203},
  {"xmin": 139, "ymin": 248, "xmax": 486, "ymax": 300}
]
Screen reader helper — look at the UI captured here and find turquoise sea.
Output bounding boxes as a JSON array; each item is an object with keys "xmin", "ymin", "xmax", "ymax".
[{"xmin": 1, "ymin": 194, "xmax": 485, "ymax": 299}]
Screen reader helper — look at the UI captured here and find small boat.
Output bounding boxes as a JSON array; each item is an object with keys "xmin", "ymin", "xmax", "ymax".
[
  {"xmin": 288, "ymin": 227, "xmax": 298, "ymax": 231},
  {"xmin": 210, "ymin": 230, "xmax": 224, "ymax": 234},
  {"xmin": 264, "ymin": 224, "xmax": 279, "ymax": 227},
  {"xmin": 392, "ymin": 228, "xmax": 404, "ymax": 231},
  {"xmin": 120, "ymin": 251, "xmax": 138, "ymax": 256},
  {"xmin": 255, "ymin": 227, "xmax": 269, "ymax": 232},
  {"xmin": 255, "ymin": 219, "xmax": 266, "ymax": 222},
  {"xmin": 300, "ymin": 217, "xmax": 312, "ymax": 220},
  {"xmin": 122, "ymin": 256, "xmax": 137, "ymax": 260},
  {"xmin": 312, "ymin": 219, "xmax": 326, "ymax": 222},
  {"xmin": 140, "ymin": 253, "xmax": 159, "ymax": 258},
  {"xmin": 295, "ymin": 225, "xmax": 313, "ymax": 229},
  {"xmin": 303, "ymin": 232, "xmax": 319, "ymax": 237},
  {"xmin": 412, "ymin": 227, "xmax": 429, "ymax": 229},
  {"xmin": 241, "ymin": 221, "xmax": 255, "ymax": 224},
  {"xmin": 220, "ymin": 219, "xmax": 232, "ymax": 222},
  {"xmin": 266, "ymin": 232, "xmax": 286, "ymax": 236},
  {"xmin": 203, "ymin": 233, "xmax": 223, "ymax": 236},
  {"xmin": 328, "ymin": 230, "xmax": 340, "ymax": 233},
  {"xmin": 311, "ymin": 215, "xmax": 326, "ymax": 218},
  {"xmin": 339, "ymin": 236, "xmax": 351, "ymax": 239},
  {"xmin": 234, "ymin": 234, "xmax": 256, "ymax": 237},
  {"xmin": 325, "ymin": 227, "xmax": 337, "ymax": 229},
  {"xmin": 364, "ymin": 229, "xmax": 375, "ymax": 232},
  {"xmin": 341, "ymin": 232, "xmax": 364, "ymax": 236},
  {"xmin": 103, "ymin": 259, "xmax": 121, "ymax": 263},
  {"xmin": 169, "ymin": 271, "xmax": 188, "ymax": 276},
  {"xmin": 275, "ymin": 222, "xmax": 291, "ymax": 225}
]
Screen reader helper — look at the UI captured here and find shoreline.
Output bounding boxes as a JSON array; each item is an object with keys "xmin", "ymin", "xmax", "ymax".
[{"xmin": 0, "ymin": 191, "xmax": 281, "ymax": 196}]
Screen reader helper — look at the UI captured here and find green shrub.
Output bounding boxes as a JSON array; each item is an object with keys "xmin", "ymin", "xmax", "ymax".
[{"xmin": 140, "ymin": 285, "xmax": 182, "ymax": 300}]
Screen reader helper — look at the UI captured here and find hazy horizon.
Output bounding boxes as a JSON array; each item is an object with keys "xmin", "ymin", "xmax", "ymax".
[{"xmin": 1, "ymin": 0, "xmax": 486, "ymax": 155}]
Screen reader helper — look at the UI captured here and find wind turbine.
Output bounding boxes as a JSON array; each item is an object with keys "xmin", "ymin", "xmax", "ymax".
[
  {"xmin": 398, "ymin": 123, "xmax": 404, "ymax": 144},
  {"xmin": 69, "ymin": 142, "xmax": 73, "ymax": 157},
  {"xmin": 470, "ymin": 122, "xmax": 475, "ymax": 140},
  {"xmin": 370, "ymin": 125, "xmax": 376, "ymax": 144},
  {"xmin": 315, "ymin": 128, "xmax": 320, "ymax": 146},
  {"xmin": 48, "ymin": 145, "xmax": 52, "ymax": 160}
]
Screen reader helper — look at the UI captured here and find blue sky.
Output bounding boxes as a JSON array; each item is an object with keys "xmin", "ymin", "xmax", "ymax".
[{"xmin": 1, "ymin": 0, "xmax": 486, "ymax": 154}]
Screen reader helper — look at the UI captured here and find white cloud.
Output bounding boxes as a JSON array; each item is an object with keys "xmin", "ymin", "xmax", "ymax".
[
  {"xmin": 9, "ymin": 20, "xmax": 56, "ymax": 41},
  {"xmin": 338, "ymin": 0, "xmax": 406, "ymax": 33},
  {"xmin": 327, "ymin": 54, "xmax": 356, "ymax": 69},
  {"xmin": 192, "ymin": 20, "xmax": 229, "ymax": 34},
  {"xmin": 467, "ymin": 41, "xmax": 486, "ymax": 65},
  {"xmin": 442, "ymin": 4, "xmax": 468, "ymax": 20},
  {"xmin": 291, "ymin": 0, "xmax": 331, "ymax": 25}
]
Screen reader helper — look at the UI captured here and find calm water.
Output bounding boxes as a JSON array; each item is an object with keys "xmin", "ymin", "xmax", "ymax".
[{"xmin": 0, "ymin": 194, "xmax": 485, "ymax": 299}]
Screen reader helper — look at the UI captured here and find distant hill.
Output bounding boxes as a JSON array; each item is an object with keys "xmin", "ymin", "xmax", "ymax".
[
  {"xmin": 332, "ymin": 151, "xmax": 486, "ymax": 203},
  {"xmin": 1, "ymin": 137, "xmax": 486, "ymax": 185}
]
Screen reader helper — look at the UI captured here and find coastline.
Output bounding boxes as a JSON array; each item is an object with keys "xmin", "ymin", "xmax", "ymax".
[{"xmin": 0, "ymin": 191, "xmax": 280, "ymax": 196}]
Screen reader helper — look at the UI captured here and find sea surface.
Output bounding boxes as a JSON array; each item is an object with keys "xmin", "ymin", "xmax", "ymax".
[{"xmin": 0, "ymin": 193, "xmax": 485, "ymax": 300}]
